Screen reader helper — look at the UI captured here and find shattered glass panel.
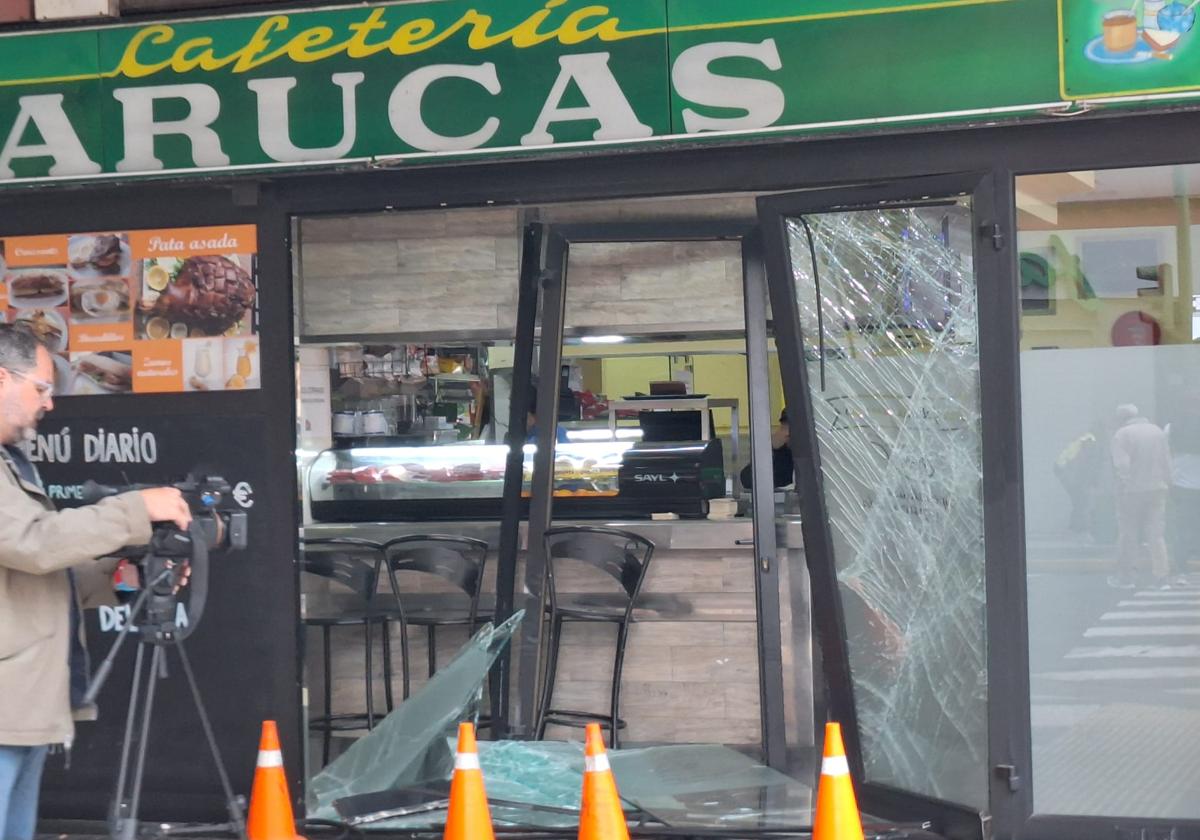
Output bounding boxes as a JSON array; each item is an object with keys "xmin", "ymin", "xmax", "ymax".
[
  {"xmin": 784, "ymin": 202, "xmax": 988, "ymax": 808},
  {"xmin": 323, "ymin": 736, "xmax": 819, "ymax": 831},
  {"xmin": 306, "ymin": 613, "xmax": 522, "ymax": 819},
  {"xmin": 610, "ymin": 744, "xmax": 814, "ymax": 829}
]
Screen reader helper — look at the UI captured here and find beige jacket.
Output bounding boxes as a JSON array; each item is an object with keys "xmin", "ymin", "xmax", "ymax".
[
  {"xmin": 1112, "ymin": 416, "xmax": 1172, "ymax": 495},
  {"xmin": 0, "ymin": 448, "xmax": 152, "ymax": 747}
]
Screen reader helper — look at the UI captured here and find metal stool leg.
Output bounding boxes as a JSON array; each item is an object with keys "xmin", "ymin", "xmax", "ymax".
[
  {"xmin": 398, "ymin": 614, "xmax": 411, "ymax": 700},
  {"xmin": 536, "ymin": 613, "xmax": 565, "ymax": 739},
  {"xmin": 427, "ymin": 625, "xmax": 438, "ymax": 679},
  {"xmin": 611, "ymin": 619, "xmax": 631, "ymax": 749},
  {"xmin": 381, "ymin": 618, "xmax": 395, "ymax": 712},
  {"xmin": 321, "ymin": 625, "xmax": 332, "ymax": 766},
  {"xmin": 364, "ymin": 619, "xmax": 375, "ymax": 729}
]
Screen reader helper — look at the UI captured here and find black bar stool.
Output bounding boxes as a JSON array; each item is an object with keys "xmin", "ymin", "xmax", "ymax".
[
  {"xmin": 535, "ymin": 526, "xmax": 655, "ymax": 748},
  {"xmin": 379, "ymin": 534, "xmax": 491, "ymax": 679},
  {"xmin": 300, "ymin": 537, "xmax": 404, "ymax": 766}
]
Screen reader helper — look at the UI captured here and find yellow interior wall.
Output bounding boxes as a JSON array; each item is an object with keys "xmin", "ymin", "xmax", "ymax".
[
  {"xmin": 599, "ymin": 357, "xmax": 670, "ymax": 401},
  {"xmin": 573, "ymin": 349, "xmax": 786, "ymax": 434},
  {"xmin": 768, "ymin": 351, "xmax": 785, "ymax": 421},
  {"xmin": 692, "ymin": 354, "xmax": 749, "ymax": 433}
]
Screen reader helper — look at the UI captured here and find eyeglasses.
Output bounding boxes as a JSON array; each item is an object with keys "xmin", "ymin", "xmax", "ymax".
[{"xmin": 5, "ymin": 367, "xmax": 54, "ymax": 399}]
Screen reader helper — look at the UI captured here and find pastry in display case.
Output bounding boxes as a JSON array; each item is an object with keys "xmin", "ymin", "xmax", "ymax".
[{"xmin": 306, "ymin": 439, "xmax": 724, "ymax": 521}]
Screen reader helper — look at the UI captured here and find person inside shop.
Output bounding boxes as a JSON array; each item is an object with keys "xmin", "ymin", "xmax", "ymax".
[
  {"xmin": 0, "ymin": 324, "xmax": 192, "ymax": 840},
  {"xmin": 741, "ymin": 408, "xmax": 796, "ymax": 490},
  {"xmin": 526, "ymin": 386, "xmax": 570, "ymax": 445}
]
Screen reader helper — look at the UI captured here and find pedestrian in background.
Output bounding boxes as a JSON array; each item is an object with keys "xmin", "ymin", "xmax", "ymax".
[{"xmin": 1109, "ymin": 403, "xmax": 1171, "ymax": 590}]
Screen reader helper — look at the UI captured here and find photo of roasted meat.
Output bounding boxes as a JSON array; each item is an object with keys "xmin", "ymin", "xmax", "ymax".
[
  {"xmin": 149, "ymin": 255, "xmax": 255, "ymax": 335},
  {"xmin": 69, "ymin": 234, "xmax": 126, "ymax": 274}
]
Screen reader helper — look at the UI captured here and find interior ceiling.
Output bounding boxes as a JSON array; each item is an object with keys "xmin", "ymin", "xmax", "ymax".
[{"xmin": 1017, "ymin": 164, "xmax": 1200, "ymax": 228}]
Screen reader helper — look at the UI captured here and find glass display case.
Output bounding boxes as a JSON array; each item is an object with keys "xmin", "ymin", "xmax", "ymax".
[{"xmin": 307, "ymin": 439, "xmax": 724, "ymax": 521}]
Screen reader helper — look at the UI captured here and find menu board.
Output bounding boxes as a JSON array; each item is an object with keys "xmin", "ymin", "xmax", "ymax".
[{"xmin": 0, "ymin": 224, "xmax": 259, "ymax": 396}]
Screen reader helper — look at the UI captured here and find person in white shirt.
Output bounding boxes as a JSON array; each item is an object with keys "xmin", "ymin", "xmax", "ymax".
[{"xmin": 1110, "ymin": 404, "xmax": 1171, "ymax": 589}]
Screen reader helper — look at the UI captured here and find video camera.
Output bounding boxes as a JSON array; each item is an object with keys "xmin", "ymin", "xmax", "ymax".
[
  {"xmin": 81, "ymin": 473, "xmax": 248, "ymax": 641},
  {"xmin": 80, "ymin": 475, "xmax": 251, "ymax": 840}
]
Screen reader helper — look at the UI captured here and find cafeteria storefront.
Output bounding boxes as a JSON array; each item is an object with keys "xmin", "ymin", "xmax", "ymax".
[{"xmin": 3, "ymin": 1, "xmax": 1200, "ymax": 838}]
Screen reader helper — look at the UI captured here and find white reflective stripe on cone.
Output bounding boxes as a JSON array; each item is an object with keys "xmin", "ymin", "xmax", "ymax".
[
  {"xmin": 456, "ymin": 753, "xmax": 481, "ymax": 770},
  {"xmin": 821, "ymin": 755, "xmax": 850, "ymax": 777},
  {"xmin": 585, "ymin": 754, "xmax": 611, "ymax": 773},
  {"xmin": 257, "ymin": 750, "xmax": 284, "ymax": 768}
]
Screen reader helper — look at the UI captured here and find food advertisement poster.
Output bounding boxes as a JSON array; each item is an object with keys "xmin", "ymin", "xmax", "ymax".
[{"xmin": 0, "ymin": 224, "xmax": 259, "ymax": 395}]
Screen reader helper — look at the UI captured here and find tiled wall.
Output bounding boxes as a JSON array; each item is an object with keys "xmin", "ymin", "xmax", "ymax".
[
  {"xmin": 297, "ymin": 209, "xmax": 745, "ymax": 337},
  {"xmin": 298, "ymin": 209, "xmax": 521, "ymax": 336}
]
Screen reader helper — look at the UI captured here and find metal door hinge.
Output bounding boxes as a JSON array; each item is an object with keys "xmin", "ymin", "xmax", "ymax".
[
  {"xmin": 994, "ymin": 763, "xmax": 1022, "ymax": 792},
  {"xmin": 981, "ymin": 222, "xmax": 1005, "ymax": 252}
]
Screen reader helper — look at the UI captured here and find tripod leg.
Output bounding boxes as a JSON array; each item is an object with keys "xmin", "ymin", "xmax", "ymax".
[
  {"xmin": 110, "ymin": 642, "xmax": 147, "ymax": 840},
  {"xmin": 121, "ymin": 643, "xmax": 164, "ymax": 840},
  {"xmin": 174, "ymin": 638, "xmax": 248, "ymax": 840}
]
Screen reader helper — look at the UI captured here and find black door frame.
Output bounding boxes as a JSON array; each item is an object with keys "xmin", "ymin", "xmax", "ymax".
[
  {"xmin": 508, "ymin": 219, "xmax": 793, "ymax": 768},
  {"xmin": 757, "ymin": 172, "xmax": 1030, "ymax": 840}
]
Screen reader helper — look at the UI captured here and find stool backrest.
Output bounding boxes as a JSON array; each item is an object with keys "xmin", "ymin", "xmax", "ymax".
[
  {"xmin": 382, "ymin": 535, "xmax": 490, "ymax": 622},
  {"xmin": 299, "ymin": 537, "xmax": 386, "ymax": 605},
  {"xmin": 542, "ymin": 526, "xmax": 655, "ymax": 615}
]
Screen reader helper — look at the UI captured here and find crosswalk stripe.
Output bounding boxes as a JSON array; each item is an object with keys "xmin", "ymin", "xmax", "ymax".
[
  {"xmin": 1117, "ymin": 599, "xmax": 1200, "ymax": 607},
  {"xmin": 1100, "ymin": 610, "xmax": 1200, "ymax": 620},
  {"xmin": 1038, "ymin": 666, "xmax": 1200, "ymax": 681},
  {"xmin": 1065, "ymin": 645, "xmax": 1200, "ymax": 659},
  {"xmin": 1084, "ymin": 626, "xmax": 1200, "ymax": 637},
  {"xmin": 1131, "ymin": 591, "xmax": 1200, "ymax": 598}
]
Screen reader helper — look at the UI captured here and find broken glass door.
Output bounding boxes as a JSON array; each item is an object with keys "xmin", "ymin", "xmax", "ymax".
[{"xmin": 758, "ymin": 184, "xmax": 997, "ymax": 836}]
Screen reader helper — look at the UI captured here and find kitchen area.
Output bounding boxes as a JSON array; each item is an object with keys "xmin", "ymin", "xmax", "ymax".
[{"xmin": 292, "ymin": 196, "xmax": 812, "ymax": 783}]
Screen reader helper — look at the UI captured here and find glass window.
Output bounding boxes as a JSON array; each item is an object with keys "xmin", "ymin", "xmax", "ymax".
[
  {"xmin": 1018, "ymin": 165, "xmax": 1200, "ymax": 820},
  {"xmin": 778, "ymin": 199, "xmax": 989, "ymax": 808}
]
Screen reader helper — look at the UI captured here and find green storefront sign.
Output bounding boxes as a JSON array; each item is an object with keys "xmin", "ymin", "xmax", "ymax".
[{"xmin": 0, "ymin": 0, "xmax": 1196, "ymax": 184}]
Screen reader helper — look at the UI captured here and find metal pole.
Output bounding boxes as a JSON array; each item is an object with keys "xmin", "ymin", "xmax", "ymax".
[
  {"xmin": 743, "ymin": 232, "xmax": 789, "ymax": 770},
  {"xmin": 516, "ymin": 229, "xmax": 569, "ymax": 736},
  {"xmin": 494, "ymin": 223, "xmax": 547, "ymax": 737}
]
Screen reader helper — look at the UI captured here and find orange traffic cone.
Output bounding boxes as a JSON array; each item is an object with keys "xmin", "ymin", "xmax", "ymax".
[
  {"xmin": 246, "ymin": 720, "xmax": 305, "ymax": 840},
  {"xmin": 813, "ymin": 722, "xmax": 864, "ymax": 840},
  {"xmin": 578, "ymin": 723, "xmax": 629, "ymax": 840},
  {"xmin": 444, "ymin": 722, "xmax": 496, "ymax": 840}
]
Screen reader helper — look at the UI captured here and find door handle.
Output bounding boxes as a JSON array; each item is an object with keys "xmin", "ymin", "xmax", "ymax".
[
  {"xmin": 734, "ymin": 538, "xmax": 755, "ymax": 546},
  {"xmin": 994, "ymin": 764, "xmax": 1022, "ymax": 793}
]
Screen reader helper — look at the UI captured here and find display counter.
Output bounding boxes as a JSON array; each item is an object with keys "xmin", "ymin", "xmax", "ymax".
[
  {"xmin": 302, "ymin": 514, "xmax": 801, "ymax": 551},
  {"xmin": 307, "ymin": 439, "xmax": 726, "ymax": 522}
]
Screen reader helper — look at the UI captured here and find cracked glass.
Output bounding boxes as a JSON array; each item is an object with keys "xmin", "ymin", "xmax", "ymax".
[{"xmin": 783, "ymin": 201, "xmax": 989, "ymax": 808}]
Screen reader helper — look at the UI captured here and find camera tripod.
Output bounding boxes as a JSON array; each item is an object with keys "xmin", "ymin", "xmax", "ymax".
[{"xmin": 84, "ymin": 561, "xmax": 247, "ymax": 840}]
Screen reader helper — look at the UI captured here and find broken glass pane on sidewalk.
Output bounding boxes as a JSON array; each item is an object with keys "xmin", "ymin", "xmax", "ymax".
[
  {"xmin": 307, "ymin": 613, "xmax": 523, "ymax": 819},
  {"xmin": 307, "ymin": 612, "xmax": 817, "ymax": 831}
]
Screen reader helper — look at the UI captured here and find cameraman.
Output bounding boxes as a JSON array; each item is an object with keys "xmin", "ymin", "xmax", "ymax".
[{"xmin": 0, "ymin": 325, "xmax": 191, "ymax": 840}]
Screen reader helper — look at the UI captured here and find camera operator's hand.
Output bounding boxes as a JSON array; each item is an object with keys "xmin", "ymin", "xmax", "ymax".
[
  {"xmin": 169, "ymin": 561, "xmax": 192, "ymax": 594},
  {"xmin": 138, "ymin": 487, "xmax": 192, "ymax": 530},
  {"xmin": 114, "ymin": 558, "xmax": 191, "ymax": 593}
]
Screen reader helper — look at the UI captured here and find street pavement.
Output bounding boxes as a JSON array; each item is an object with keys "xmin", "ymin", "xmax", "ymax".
[{"xmin": 1029, "ymin": 571, "xmax": 1200, "ymax": 820}]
